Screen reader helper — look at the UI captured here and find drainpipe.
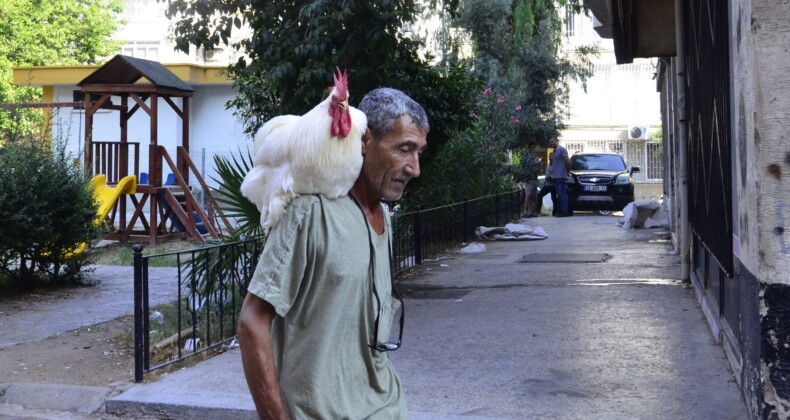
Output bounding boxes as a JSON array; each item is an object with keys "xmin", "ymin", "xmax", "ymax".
[{"xmin": 675, "ymin": 0, "xmax": 690, "ymax": 281}]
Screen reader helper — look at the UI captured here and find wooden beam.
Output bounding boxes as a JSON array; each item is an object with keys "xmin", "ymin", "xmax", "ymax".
[
  {"xmin": 0, "ymin": 102, "xmax": 85, "ymax": 109},
  {"xmin": 163, "ymin": 96, "xmax": 183, "ymax": 119},
  {"xmin": 82, "ymin": 85, "xmax": 193, "ymax": 97},
  {"xmin": 86, "ymin": 93, "xmax": 112, "ymax": 115},
  {"xmin": 129, "ymin": 94, "xmax": 151, "ymax": 117},
  {"xmin": 84, "ymin": 95, "xmax": 93, "ymax": 178}
]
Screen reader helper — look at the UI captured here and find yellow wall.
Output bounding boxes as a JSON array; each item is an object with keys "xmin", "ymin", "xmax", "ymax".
[{"xmin": 13, "ymin": 64, "xmax": 232, "ymax": 88}]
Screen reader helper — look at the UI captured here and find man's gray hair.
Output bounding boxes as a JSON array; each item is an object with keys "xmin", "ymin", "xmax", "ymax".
[{"xmin": 359, "ymin": 88, "xmax": 430, "ymax": 141}]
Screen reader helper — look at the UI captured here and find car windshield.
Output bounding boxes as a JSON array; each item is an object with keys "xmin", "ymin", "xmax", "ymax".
[{"xmin": 570, "ymin": 154, "xmax": 627, "ymax": 171}]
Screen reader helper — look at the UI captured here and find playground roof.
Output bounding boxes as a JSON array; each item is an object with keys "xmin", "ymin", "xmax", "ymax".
[{"xmin": 78, "ymin": 55, "xmax": 196, "ymax": 93}]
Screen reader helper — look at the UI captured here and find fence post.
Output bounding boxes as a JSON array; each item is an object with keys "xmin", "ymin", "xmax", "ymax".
[
  {"xmin": 413, "ymin": 207, "xmax": 422, "ymax": 265},
  {"xmin": 133, "ymin": 244, "xmax": 144, "ymax": 383},
  {"xmin": 462, "ymin": 199, "xmax": 469, "ymax": 243},
  {"xmin": 495, "ymin": 194, "xmax": 500, "ymax": 227},
  {"xmin": 142, "ymin": 255, "xmax": 150, "ymax": 371}
]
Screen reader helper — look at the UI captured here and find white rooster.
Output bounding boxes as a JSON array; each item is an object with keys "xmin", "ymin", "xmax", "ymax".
[{"xmin": 240, "ymin": 68, "xmax": 367, "ymax": 230}]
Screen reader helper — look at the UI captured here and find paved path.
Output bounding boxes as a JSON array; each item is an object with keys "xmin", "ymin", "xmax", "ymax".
[
  {"xmin": 0, "ymin": 216, "xmax": 750, "ymax": 419},
  {"xmin": 105, "ymin": 215, "xmax": 749, "ymax": 419},
  {"xmin": 0, "ymin": 266, "xmax": 179, "ymax": 349}
]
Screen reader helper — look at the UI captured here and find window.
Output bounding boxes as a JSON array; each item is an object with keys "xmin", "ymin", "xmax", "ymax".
[
  {"xmin": 645, "ymin": 142, "xmax": 663, "ymax": 180},
  {"xmin": 120, "ymin": 42, "xmax": 159, "ymax": 60},
  {"xmin": 564, "ymin": 6, "xmax": 576, "ymax": 37},
  {"xmin": 123, "ymin": 0, "xmax": 162, "ymax": 20}
]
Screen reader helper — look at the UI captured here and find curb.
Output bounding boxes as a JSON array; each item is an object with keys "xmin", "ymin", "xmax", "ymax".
[{"xmin": 0, "ymin": 382, "xmax": 112, "ymax": 415}]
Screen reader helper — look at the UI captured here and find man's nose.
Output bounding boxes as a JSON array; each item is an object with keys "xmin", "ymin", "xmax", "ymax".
[{"xmin": 404, "ymin": 153, "xmax": 420, "ymax": 178}]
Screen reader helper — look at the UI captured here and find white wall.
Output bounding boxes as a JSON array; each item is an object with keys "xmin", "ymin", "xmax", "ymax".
[
  {"xmin": 731, "ymin": 1, "xmax": 790, "ymax": 283},
  {"xmin": 116, "ymin": 0, "xmax": 250, "ymax": 65},
  {"xmin": 562, "ymin": 11, "xmax": 662, "ymax": 136},
  {"xmin": 50, "ymin": 84, "xmax": 250, "ymax": 189}
]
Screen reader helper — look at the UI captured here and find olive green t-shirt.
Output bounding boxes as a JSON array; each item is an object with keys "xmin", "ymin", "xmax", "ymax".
[{"xmin": 248, "ymin": 194, "xmax": 407, "ymax": 419}]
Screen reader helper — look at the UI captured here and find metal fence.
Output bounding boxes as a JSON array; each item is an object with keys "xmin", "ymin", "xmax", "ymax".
[
  {"xmin": 132, "ymin": 189, "xmax": 523, "ymax": 381},
  {"xmin": 132, "ymin": 237, "xmax": 264, "ymax": 382},
  {"xmin": 563, "ymin": 139, "xmax": 663, "ymax": 182},
  {"xmin": 392, "ymin": 189, "xmax": 524, "ymax": 273}
]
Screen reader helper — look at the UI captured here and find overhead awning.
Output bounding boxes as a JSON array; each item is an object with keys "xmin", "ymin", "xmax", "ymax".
[{"xmin": 587, "ymin": 0, "xmax": 677, "ymax": 64}]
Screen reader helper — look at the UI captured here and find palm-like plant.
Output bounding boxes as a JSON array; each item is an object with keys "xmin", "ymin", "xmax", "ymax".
[
  {"xmin": 209, "ymin": 149, "xmax": 263, "ymax": 241},
  {"xmin": 178, "ymin": 150, "xmax": 266, "ymax": 313}
]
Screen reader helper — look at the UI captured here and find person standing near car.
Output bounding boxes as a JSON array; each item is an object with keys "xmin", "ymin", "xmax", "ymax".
[
  {"xmin": 548, "ymin": 137, "xmax": 571, "ymax": 217},
  {"xmin": 536, "ymin": 158, "xmax": 558, "ymax": 216}
]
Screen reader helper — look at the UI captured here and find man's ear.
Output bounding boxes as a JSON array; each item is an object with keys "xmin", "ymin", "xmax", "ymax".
[{"xmin": 361, "ymin": 129, "xmax": 373, "ymax": 155}]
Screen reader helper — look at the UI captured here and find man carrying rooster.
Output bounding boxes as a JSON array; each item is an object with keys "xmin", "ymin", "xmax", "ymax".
[{"xmin": 238, "ymin": 87, "xmax": 429, "ymax": 419}]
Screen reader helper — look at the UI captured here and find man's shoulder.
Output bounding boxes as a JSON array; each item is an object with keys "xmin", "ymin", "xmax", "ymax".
[
  {"xmin": 287, "ymin": 194, "xmax": 353, "ymax": 216},
  {"xmin": 290, "ymin": 194, "xmax": 322, "ymax": 209}
]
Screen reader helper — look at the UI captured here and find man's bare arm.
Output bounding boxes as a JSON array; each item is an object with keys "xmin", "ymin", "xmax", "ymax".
[{"xmin": 238, "ymin": 293, "xmax": 290, "ymax": 420}]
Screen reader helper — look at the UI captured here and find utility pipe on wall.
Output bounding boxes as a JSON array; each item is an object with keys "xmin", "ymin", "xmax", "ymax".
[{"xmin": 675, "ymin": 0, "xmax": 690, "ymax": 280}]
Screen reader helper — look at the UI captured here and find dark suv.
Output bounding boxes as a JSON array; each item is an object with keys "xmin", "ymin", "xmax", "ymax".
[{"xmin": 566, "ymin": 153, "xmax": 639, "ymax": 214}]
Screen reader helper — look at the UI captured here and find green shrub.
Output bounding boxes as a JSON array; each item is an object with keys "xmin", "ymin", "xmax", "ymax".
[{"xmin": 0, "ymin": 141, "xmax": 99, "ymax": 289}]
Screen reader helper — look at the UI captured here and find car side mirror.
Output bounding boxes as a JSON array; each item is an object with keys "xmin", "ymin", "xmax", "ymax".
[{"xmin": 630, "ymin": 166, "xmax": 641, "ymax": 176}]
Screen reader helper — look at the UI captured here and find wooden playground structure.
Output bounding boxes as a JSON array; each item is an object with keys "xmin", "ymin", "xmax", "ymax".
[{"xmin": 74, "ymin": 55, "xmax": 232, "ymax": 244}]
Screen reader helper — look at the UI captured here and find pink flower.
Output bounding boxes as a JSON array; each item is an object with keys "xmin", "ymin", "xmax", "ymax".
[
  {"xmin": 483, "ymin": 88, "xmax": 493, "ymax": 95},
  {"xmin": 469, "ymin": 112, "xmax": 478, "ymax": 120},
  {"xmin": 497, "ymin": 96, "xmax": 504, "ymax": 104},
  {"xmin": 515, "ymin": 105, "xmax": 523, "ymax": 111},
  {"xmin": 511, "ymin": 115, "xmax": 520, "ymax": 125}
]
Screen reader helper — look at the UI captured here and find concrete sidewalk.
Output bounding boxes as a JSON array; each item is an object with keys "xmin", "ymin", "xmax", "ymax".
[
  {"xmin": 0, "ymin": 215, "xmax": 748, "ymax": 418},
  {"xmin": 0, "ymin": 266, "xmax": 179, "ymax": 349},
  {"xmin": 101, "ymin": 214, "xmax": 748, "ymax": 419}
]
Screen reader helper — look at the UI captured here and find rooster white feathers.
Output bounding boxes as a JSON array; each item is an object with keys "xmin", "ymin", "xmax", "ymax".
[{"xmin": 240, "ymin": 68, "xmax": 367, "ymax": 230}]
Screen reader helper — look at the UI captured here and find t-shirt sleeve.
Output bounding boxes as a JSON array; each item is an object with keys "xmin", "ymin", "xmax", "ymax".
[{"xmin": 247, "ymin": 197, "xmax": 319, "ymax": 317}]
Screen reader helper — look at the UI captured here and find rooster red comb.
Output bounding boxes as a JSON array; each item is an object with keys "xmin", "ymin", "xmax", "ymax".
[{"xmin": 332, "ymin": 67, "xmax": 349, "ymax": 101}]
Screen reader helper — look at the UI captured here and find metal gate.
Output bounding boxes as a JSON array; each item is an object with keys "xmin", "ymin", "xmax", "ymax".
[{"xmin": 685, "ymin": 0, "xmax": 732, "ymax": 276}]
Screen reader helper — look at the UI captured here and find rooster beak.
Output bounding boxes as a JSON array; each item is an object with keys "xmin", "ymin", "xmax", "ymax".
[{"xmin": 339, "ymin": 100, "xmax": 348, "ymax": 110}]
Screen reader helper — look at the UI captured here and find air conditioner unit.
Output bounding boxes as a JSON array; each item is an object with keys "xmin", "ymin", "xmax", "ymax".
[
  {"xmin": 204, "ymin": 48, "xmax": 224, "ymax": 62},
  {"xmin": 628, "ymin": 126, "xmax": 648, "ymax": 140}
]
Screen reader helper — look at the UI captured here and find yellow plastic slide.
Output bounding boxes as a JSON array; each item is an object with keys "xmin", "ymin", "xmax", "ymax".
[
  {"xmin": 63, "ymin": 174, "xmax": 137, "ymax": 258},
  {"xmin": 90, "ymin": 174, "xmax": 137, "ymax": 224}
]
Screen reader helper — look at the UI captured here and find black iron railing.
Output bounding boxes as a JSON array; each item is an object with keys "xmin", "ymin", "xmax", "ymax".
[
  {"xmin": 132, "ymin": 189, "xmax": 523, "ymax": 381},
  {"xmin": 132, "ymin": 237, "xmax": 264, "ymax": 382},
  {"xmin": 392, "ymin": 189, "xmax": 524, "ymax": 273}
]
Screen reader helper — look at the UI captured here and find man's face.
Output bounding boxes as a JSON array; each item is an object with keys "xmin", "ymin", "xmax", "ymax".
[
  {"xmin": 548, "ymin": 138, "xmax": 558, "ymax": 148},
  {"xmin": 361, "ymin": 116, "xmax": 428, "ymax": 201}
]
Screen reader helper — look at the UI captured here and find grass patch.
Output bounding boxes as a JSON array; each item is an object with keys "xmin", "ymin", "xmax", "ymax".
[{"xmin": 90, "ymin": 241, "xmax": 199, "ymax": 267}]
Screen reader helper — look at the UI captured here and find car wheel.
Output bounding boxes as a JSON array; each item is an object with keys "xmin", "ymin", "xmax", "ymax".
[{"xmin": 597, "ymin": 210, "xmax": 612, "ymax": 216}]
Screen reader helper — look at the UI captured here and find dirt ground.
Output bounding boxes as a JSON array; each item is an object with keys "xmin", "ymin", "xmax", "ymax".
[
  {"xmin": 0, "ymin": 241, "xmax": 438, "ymax": 389},
  {"xmin": 0, "ymin": 311, "xmax": 135, "ymax": 387}
]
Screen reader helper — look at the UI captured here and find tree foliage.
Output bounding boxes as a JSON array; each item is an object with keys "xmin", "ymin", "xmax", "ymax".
[
  {"xmin": 0, "ymin": 0, "xmax": 123, "ymax": 144},
  {"xmin": 405, "ymin": 0, "xmax": 595, "ymax": 207},
  {"xmin": 161, "ymin": 1, "xmax": 478, "ymax": 152},
  {"xmin": 456, "ymin": 0, "xmax": 595, "ymax": 150},
  {"xmin": 162, "ymin": 0, "xmax": 594, "ymax": 211}
]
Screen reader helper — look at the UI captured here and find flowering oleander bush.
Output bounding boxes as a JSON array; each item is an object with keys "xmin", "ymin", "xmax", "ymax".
[{"xmin": 406, "ymin": 87, "xmax": 528, "ymax": 208}]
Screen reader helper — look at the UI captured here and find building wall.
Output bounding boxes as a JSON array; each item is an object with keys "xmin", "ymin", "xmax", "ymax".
[
  {"xmin": 747, "ymin": 2, "xmax": 790, "ymax": 283},
  {"xmin": 562, "ymin": 11, "xmax": 663, "ymax": 187},
  {"xmin": 116, "ymin": 0, "xmax": 249, "ymax": 65},
  {"xmin": 730, "ymin": 1, "xmax": 790, "ymax": 417},
  {"xmin": 49, "ymin": 84, "xmax": 249, "ymax": 190}
]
